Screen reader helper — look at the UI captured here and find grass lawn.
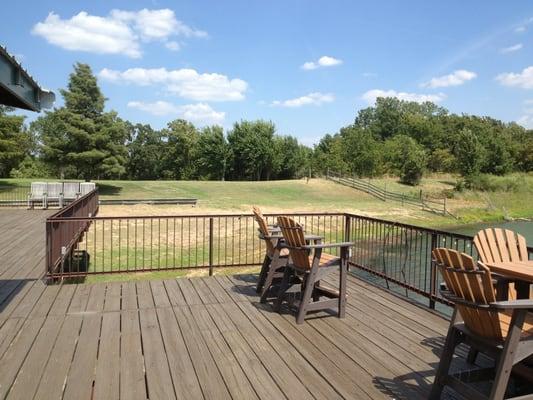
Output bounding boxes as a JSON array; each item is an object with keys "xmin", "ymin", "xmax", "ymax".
[
  {"xmin": 5, "ymin": 175, "xmax": 531, "ymax": 284},
  {"xmin": 3, "ymin": 175, "xmax": 533, "ymax": 226}
]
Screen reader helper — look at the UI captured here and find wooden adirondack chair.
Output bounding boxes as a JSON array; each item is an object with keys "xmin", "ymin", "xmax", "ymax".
[
  {"xmin": 252, "ymin": 207, "xmax": 289, "ymax": 298},
  {"xmin": 430, "ymin": 248, "xmax": 533, "ymax": 400},
  {"xmin": 274, "ymin": 216, "xmax": 353, "ymax": 324},
  {"xmin": 474, "ymin": 228, "xmax": 529, "ymax": 300}
]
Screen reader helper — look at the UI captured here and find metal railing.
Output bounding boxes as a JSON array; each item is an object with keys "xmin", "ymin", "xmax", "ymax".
[
  {"xmin": 326, "ymin": 171, "xmax": 449, "ymax": 216},
  {"xmin": 46, "ymin": 189, "xmax": 99, "ymax": 277},
  {"xmin": 44, "ymin": 212, "xmax": 345, "ymax": 280},
  {"xmin": 44, "ymin": 208, "xmax": 533, "ymax": 311},
  {"xmin": 0, "ymin": 185, "xmax": 30, "ymax": 207}
]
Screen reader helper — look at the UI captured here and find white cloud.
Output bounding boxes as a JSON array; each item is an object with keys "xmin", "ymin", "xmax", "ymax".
[
  {"xmin": 128, "ymin": 101, "xmax": 224, "ymax": 125},
  {"xmin": 301, "ymin": 56, "xmax": 343, "ymax": 70},
  {"xmin": 496, "ymin": 66, "xmax": 533, "ymax": 89},
  {"xmin": 501, "ymin": 43, "xmax": 523, "ymax": 54},
  {"xmin": 517, "ymin": 115, "xmax": 533, "ymax": 129},
  {"xmin": 362, "ymin": 89, "xmax": 446, "ymax": 104},
  {"xmin": 421, "ymin": 70, "xmax": 477, "ymax": 88},
  {"xmin": 32, "ymin": 9, "xmax": 206, "ymax": 58},
  {"xmin": 515, "ymin": 26, "xmax": 526, "ymax": 33},
  {"xmin": 99, "ymin": 67, "xmax": 248, "ymax": 101},
  {"xmin": 271, "ymin": 92, "xmax": 334, "ymax": 107},
  {"xmin": 165, "ymin": 41, "xmax": 180, "ymax": 51},
  {"xmin": 362, "ymin": 72, "xmax": 378, "ymax": 78}
]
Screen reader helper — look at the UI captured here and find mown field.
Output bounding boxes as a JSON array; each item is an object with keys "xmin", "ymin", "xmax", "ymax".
[
  {"xmin": 4, "ymin": 174, "xmax": 533, "ymax": 225},
  {"xmin": 3, "ymin": 175, "xmax": 532, "ymax": 283}
]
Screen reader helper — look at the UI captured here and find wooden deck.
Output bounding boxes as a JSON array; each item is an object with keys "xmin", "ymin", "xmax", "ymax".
[{"xmin": 0, "ymin": 210, "xmax": 475, "ymax": 399}]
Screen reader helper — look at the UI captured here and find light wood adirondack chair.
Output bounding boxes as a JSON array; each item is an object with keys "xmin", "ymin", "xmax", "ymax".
[
  {"xmin": 474, "ymin": 228, "xmax": 529, "ymax": 300},
  {"xmin": 430, "ymin": 248, "xmax": 533, "ymax": 400},
  {"xmin": 275, "ymin": 216, "xmax": 353, "ymax": 324},
  {"xmin": 252, "ymin": 207, "xmax": 290, "ymax": 299}
]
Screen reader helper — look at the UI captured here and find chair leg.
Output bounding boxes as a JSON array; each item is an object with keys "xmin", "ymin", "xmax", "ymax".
[
  {"xmin": 466, "ymin": 348, "xmax": 478, "ymax": 365},
  {"xmin": 260, "ymin": 257, "xmax": 285, "ymax": 303},
  {"xmin": 256, "ymin": 255, "xmax": 270, "ymax": 293},
  {"xmin": 429, "ymin": 310, "xmax": 461, "ymax": 400},
  {"xmin": 297, "ymin": 269, "xmax": 317, "ymax": 324},
  {"xmin": 274, "ymin": 266, "xmax": 292, "ymax": 312},
  {"xmin": 489, "ymin": 309, "xmax": 526, "ymax": 400}
]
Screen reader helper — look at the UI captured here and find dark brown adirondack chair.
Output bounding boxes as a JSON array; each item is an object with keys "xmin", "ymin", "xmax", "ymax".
[
  {"xmin": 474, "ymin": 228, "xmax": 529, "ymax": 300},
  {"xmin": 252, "ymin": 207, "xmax": 290, "ymax": 298},
  {"xmin": 274, "ymin": 216, "xmax": 353, "ymax": 324},
  {"xmin": 430, "ymin": 248, "xmax": 533, "ymax": 400}
]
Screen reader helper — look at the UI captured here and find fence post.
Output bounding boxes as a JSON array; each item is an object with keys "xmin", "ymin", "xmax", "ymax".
[
  {"xmin": 208, "ymin": 217, "xmax": 214, "ymax": 276},
  {"xmin": 429, "ymin": 232, "xmax": 438, "ymax": 309}
]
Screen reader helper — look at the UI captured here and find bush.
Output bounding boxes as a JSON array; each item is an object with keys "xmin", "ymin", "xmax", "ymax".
[
  {"xmin": 457, "ymin": 173, "xmax": 523, "ymax": 192},
  {"xmin": 9, "ymin": 157, "xmax": 54, "ymax": 178}
]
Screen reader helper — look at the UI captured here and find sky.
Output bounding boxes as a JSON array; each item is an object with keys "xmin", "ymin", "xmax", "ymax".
[{"xmin": 2, "ymin": 0, "xmax": 533, "ymax": 145}]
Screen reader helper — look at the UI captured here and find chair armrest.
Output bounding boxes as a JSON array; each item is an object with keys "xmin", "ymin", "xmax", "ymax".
[
  {"xmin": 490, "ymin": 300, "xmax": 533, "ymax": 310},
  {"xmin": 304, "ymin": 242, "xmax": 354, "ymax": 249}
]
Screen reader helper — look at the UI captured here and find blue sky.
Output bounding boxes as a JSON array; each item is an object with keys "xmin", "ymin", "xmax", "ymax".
[{"xmin": 2, "ymin": 1, "xmax": 533, "ymax": 145}]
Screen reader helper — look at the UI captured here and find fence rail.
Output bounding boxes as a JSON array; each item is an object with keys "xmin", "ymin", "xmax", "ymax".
[
  {"xmin": 46, "ymin": 189, "xmax": 99, "ymax": 277},
  {"xmin": 0, "ymin": 185, "xmax": 30, "ymax": 207},
  {"xmin": 326, "ymin": 171, "xmax": 449, "ymax": 216},
  {"xmin": 45, "ymin": 207, "xmax": 532, "ymax": 310},
  {"xmin": 45, "ymin": 212, "xmax": 345, "ymax": 280}
]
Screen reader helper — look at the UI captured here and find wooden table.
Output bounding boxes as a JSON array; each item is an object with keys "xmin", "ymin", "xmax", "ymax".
[{"xmin": 485, "ymin": 260, "xmax": 533, "ymax": 299}]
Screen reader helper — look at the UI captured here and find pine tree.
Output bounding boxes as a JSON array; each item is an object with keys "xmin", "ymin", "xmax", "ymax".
[
  {"xmin": 33, "ymin": 63, "xmax": 128, "ymax": 180},
  {"xmin": 0, "ymin": 106, "xmax": 30, "ymax": 177}
]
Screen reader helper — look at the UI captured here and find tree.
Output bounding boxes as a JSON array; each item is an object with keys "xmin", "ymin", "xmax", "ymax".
[
  {"xmin": 126, "ymin": 123, "xmax": 163, "ymax": 180},
  {"xmin": 196, "ymin": 126, "xmax": 230, "ymax": 180},
  {"xmin": 227, "ymin": 120, "xmax": 275, "ymax": 180},
  {"xmin": 0, "ymin": 106, "xmax": 30, "ymax": 177},
  {"xmin": 454, "ymin": 128, "xmax": 484, "ymax": 177},
  {"xmin": 340, "ymin": 125, "xmax": 381, "ymax": 177},
  {"xmin": 161, "ymin": 119, "xmax": 199, "ymax": 179},
  {"xmin": 33, "ymin": 63, "xmax": 128, "ymax": 179},
  {"xmin": 383, "ymin": 135, "xmax": 427, "ymax": 185}
]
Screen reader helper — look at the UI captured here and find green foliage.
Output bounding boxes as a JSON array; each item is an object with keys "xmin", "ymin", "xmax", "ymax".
[
  {"xmin": 454, "ymin": 128, "xmax": 484, "ymax": 178},
  {"xmin": 196, "ymin": 126, "xmax": 230, "ymax": 180},
  {"xmin": 33, "ymin": 63, "xmax": 128, "ymax": 180},
  {"xmin": 227, "ymin": 120, "xmax": 276, "ymax": 180},
  {"xmin": 126, "ymin": 124, "xmax": 163, "ymax": 180},
  {"xmin": 10, "ymin": 156, "xmax": 54, "ymax": 178},
  {"xmin": 0, "ymin": 106, "xmax": 30, "ymax": 177},
  {"xmin": 340, "ymin": 125, "xmax": 381, "ymax": 177},
  {"xmin": 383, "ymin": 135, "xmax": 426, "ymax": 185}
]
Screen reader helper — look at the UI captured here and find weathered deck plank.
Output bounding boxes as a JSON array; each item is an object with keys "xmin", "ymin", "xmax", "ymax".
[{"xmin": 0, "ymin": 210, "xmax": 474, "ymax": 400}]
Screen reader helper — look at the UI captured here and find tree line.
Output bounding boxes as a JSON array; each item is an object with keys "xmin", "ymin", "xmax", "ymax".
[{"xmin": 1, "ymin": 63, "xmax": 532, "ymax": 185}]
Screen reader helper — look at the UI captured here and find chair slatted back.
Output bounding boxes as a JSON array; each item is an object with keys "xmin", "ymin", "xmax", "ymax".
[
  {"xmin": 63, "ymin": 182, "xmax": 80, "ymax": 199},
  {"xmin": 252, "ymin": 207, "xmax": 275, "ymax": 255},
  {"xmin": 46, "ymin": 182, "xmax": 62, "ymax": 198},
  {"xmin": 31, "ymin": 182, "xmax": 47, "ymax": 198},
  {"xmin": 433, "ymin": 248, "xmax": 504, "ymax": 340},
  {"xmin": 277, "ymin": 216, "xmax": 310, "ymax": 270},
  {"xmin": 474, "ymin": 228, "xmax": 528, "ymax": 264},
  {"xmin": 474, "ymin": 228, "xmax": 529, "ymax": 300},
  {"xmin": 80, "ymin": 182, "xmax": 96, "ymax": 196}
]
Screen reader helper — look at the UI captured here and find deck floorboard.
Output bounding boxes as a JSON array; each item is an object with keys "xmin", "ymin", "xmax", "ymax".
[{"xmin": 0, "ymin": 210, "xmax": 477, "ymax": 399}]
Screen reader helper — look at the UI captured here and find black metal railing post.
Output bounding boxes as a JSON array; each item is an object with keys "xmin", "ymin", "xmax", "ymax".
[
  {"xmin": 208, "ymin": 217, "xmax": 214, "ymax": 276},
  {"xmin": 429, "ymin": 231, "xmax": 439, "ymax": 309}
]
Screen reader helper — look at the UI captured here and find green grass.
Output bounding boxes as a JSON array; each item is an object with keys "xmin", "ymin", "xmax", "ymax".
[{"xmin": 4, "ymin": 174, "xmax": 533, "ymax": 227}]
